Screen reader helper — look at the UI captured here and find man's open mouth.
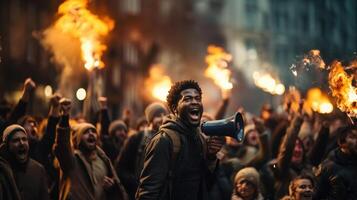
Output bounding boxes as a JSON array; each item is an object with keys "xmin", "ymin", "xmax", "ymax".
[
  {"xmin": 189, "ymin": 108, "xmax": 201, "ymax": 121},
  {"xmin": 87, "ymin": 137, "xmax": 96, "ymax": 144}
]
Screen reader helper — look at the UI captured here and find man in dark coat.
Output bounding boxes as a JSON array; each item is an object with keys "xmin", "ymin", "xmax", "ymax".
[
  {"xmin": 116, "ymin": 102, "xmax": 168, "ymax": 200},
  {"xmin": 0, "ymin": 124, "xmax": 49, "ymax": 200},
  {"xmin": 315, "ymin": 125, "xmax": 357, "ymax": 199},
  {"xmin": 54, "ymin": 98, "xmax": 128, "ymax": 200},
  {"xmin": 136, "ymin": 80, "xmax": 225, "ymax": 200}
]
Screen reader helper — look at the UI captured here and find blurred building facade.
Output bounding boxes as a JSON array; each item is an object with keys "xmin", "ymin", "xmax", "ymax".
[{"xmin": 0, "ymin": 0, "xmax": 356, "ymax": 118}]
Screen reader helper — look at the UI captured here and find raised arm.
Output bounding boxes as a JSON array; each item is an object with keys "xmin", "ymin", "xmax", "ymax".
[
  {"xmin": 37, "ymin": 94, "xmax": 62, "ymax": 163},
  {"xmin": 54, "ymin": 98, "xmax": 74, "ymax": 174}
]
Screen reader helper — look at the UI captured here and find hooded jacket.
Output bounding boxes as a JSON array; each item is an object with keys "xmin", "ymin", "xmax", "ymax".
[
  {"xmin": 315, "ymin": 148, "xmax": 357, "ymax": 199},
  {"xmin": 54, "ymin": 116, "xmax": 128, "ymax": 200},
  {"xmin": 136, "ymin": 115, "xmax": 216, "ymax": 200},
  {"xmin": 0, "ymin": 143, "xmax": 49, "ymax": 200}
]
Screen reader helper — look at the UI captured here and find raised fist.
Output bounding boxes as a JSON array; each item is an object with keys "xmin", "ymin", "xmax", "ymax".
[
  {"xmin": 60, "ymin": 98, "xmax": 72, "ymax": 115},
  {"xmin": 98, "ymin": 96, "xmax": 108, "ymax": 109},
  {"xmin": 50, "ymin": 93, "xmax": 62, "ymax": 107}
]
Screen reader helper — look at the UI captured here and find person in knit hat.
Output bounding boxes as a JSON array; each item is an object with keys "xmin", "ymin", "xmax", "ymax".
[
  {"xmin": 54, "ymin": 98, "xmax": 128, "ymax": 200},
  {"xmin": 0, "ymin": 124, "xmax": 49, "ymax": 200},
  {"xmin": 232, "ymin": 167, "xmax": 264, "ymax": 200},
  {"xmin": 115, "ymin": 102, "xmax": 169, "ymax": 200},
  {"xmin": 101, "ymin": 119, "xmax": 128, "ymax": 162}
]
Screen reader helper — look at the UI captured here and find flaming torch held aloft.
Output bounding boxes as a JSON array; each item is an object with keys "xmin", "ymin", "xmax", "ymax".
[
  {"xmin": 145, "ymin": 65, "xmax": 172, "ymax": 102},
  {"xmin": 205, "ymin": 45, "xmax": 234, "ymax": 94},
  {"xmin": 55, "ymin": 0, "xmax": 114, "ymax": 71},
  {"xmin": 304, "ymin": 88, "xmax": 333, "ymax": 115},
  {"xmin": 253, "ymin": 71, "xmax": 285, "ymax": 95},
  {"xmin": 328, "ymin": 61, "xmax": 357, "ymax": 118}
]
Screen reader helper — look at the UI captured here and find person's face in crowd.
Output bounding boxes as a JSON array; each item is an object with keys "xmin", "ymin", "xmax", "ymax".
[
  {"xmin": 342, "ymin": 129, "xmax": 357, "ymax": 155},
  {"xmin": 293, "ymin": 178, "xmax": 314, "ymax": 200},
  {"xmin": 236, "ymin": 179, "xmax": 257, "ymax": 199},
  {"xmin": 113, "ymin": 127, "xmax": 127, "ymax": 143},
  {"xmin": 8, "ymin": 131, "xmax": 29, "ymax": 163},
  {"xmin": 80, "ymin": 128, "xmax": 97, "ymax": 151},
  {"xmin": 291, "ymin": 140, "xmax": 304, "ymax": 165},
  {"xmin": 23, "ymin": 119, "xmax": 38, "ymax": 140},
  {"xmin": 176, "ymin": 88, "xmax": 203, "ymax": 128},
  {"xmin": 151, "ymin": 114, "xmax": 165, "ymax": 133},
  {"xmin": 246, "ymin": 130, "xmax": 259, "ymax": 147}
]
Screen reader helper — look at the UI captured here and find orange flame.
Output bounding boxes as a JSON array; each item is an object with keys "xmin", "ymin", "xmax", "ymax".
[
  {"xmin": 145, "ymin": 65, "xmax": 172, "ymax": 102},
  {"xmin": 55, "ymin": 0, "xmax": 114, "ymax": 70},
  {"xmin": 253, "ymin": 71, "xmax": 285, "ymax": 95},
  {"xmin": 328, "ymin": 61, "xmax": 357, "ymax": 117},
  {"xmin": 205, "ymin": 45, "xmax": 233, "ymax": 91},
  {"xmin": 304, "ymin": 88, "xmax": 333, "ymax": 114}
]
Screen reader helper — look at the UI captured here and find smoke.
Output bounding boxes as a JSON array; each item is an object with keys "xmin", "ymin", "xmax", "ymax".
[{"xmin": 39, "ymin": 26, "xmax": 84, "ymax": 98}]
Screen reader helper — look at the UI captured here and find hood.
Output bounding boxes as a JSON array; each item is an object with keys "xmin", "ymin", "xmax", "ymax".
[{"xmin": 160, "ymin": 114, "xmax": 200, "ymax": 137}]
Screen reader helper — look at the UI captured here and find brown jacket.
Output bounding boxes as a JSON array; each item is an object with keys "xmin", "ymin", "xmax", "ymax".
[{"xmin": 54, "ymin": 125, "xmax": 128, "ymax": 200}]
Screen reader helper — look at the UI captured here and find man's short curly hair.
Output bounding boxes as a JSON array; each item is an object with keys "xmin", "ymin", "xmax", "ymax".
[{"xmin": 166, "ymin": 80, "xmax": 202, "ymax": 113}]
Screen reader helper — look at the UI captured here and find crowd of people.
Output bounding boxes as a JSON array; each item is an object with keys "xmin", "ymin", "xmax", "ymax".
[{"xmin": 0, "ymin": 78, "xmax": 356, "ymax": 200}]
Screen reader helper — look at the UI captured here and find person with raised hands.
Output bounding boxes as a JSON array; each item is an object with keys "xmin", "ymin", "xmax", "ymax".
[{"xmin": 54, "ymin": 98, "xmax": 128, "ymax": 200}]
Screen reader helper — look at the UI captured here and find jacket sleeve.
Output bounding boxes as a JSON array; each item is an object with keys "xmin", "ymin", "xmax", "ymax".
[
  {"xmin": 308, "ymin": 125, "xmax": 329, "ymax": 166},
  {"xmin": 7, "ymin": 99, "xmax": 28, "ymax": 125},
  {"xmin": 246, "ymin": 131, "xmax": 271, "ymax": 169},
  {"xmin": 53, "ymin": 115, "xmax": 74, "ymax": 174},
  {"xmin": 276, "ymin": 116, "xmax": 303, "ymax": 178},
  {"xmin": 36, "ymin": 116, "xmax": 60, "ymax": 164},
  {"xmin": 136, "ymin": 134, "xmax": 171, "ymax": 200}
]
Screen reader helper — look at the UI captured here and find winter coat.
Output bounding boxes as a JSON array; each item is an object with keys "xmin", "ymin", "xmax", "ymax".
[
  {"xmin": 136, "ymin": 115, "xmax": 217, "ymax": 200},
  {"xmin": 0, "ymin": 157, "xmax": 21, "ymax": 200},
  {"xmin": 54, "ymin": 117, "xmax": 128, "ymax": 200},
  {"xmin": 0, "ymin": 144, "xmax": 49, "ymax": 200},
  {"xmin": 315, "ymin": 148, "xmax": 357, "ymax": 199}
]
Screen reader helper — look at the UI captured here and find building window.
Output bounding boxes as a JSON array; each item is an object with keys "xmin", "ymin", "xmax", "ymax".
[
  {"xmin": 120, "ymin": 0, "xmax": 141, "ymax": 15},
  {"xmin": 123, "ymin": 42, "xmax": 139, "ymax": 67}
]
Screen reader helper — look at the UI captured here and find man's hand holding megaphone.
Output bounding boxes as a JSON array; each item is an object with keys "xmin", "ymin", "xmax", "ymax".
[{"xmin": 207, "ymin": 136, "xmax": 225, "ymax": 160}]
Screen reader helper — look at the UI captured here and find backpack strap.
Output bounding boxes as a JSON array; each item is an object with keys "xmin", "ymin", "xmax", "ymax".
[{"xmin": 163, "ymin": 129, "xmax": 181, "ymax": 164}]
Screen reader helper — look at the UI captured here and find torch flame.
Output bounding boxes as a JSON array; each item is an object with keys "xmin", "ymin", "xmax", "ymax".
[
  {"xmin": 304, "ymin": 88, "xmax": 333, "ymax": 114},
  {"xmin": 55, "ymin": 0, "xmax": 114, "ymax": 71},
  {"xmin": 253, "ymin": 71, "xmax": 285, "ymax": 95},
  {"xmin": 145, "ymin": 65, "xmax": 172, "ymax": 102},
  {"xmin": 328, "ymin": 61, "xmax": 357, "ymax": 117},
  {"xmin": 205, "ymin": 45, "xmax": 233, "ymax": 91}
]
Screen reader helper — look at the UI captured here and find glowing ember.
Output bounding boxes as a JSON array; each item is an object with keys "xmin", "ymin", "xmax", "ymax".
[
  {"xmin": 328, "ymin": 61, "xmax": 357, "ymax": 117},
  {"xmin": 204, "ymin": 45, "xmax": 233, "ymax": 91},
  {"xmin": 145, "ymin": 65, "xmax": 172, "ymax": 102},
  {"xmin": 290, "ymin": 49, "xmax": 326, "ymax": 76},
  {"xmin": 305, "ymin": 88, "xmax": 333, "ymax": 114},
  {"xmin": 55, "ymin": 0, "xmax": 114, "ymax": 71},
  {"xmin": 253, "ymin": 71, "xmax": 285, "ymax": 95}
]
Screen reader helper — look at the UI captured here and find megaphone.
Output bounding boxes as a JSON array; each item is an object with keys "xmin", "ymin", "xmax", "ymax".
[{"xmin": 201, "ymin": 112, "xmax": 245, "ymax": 142}]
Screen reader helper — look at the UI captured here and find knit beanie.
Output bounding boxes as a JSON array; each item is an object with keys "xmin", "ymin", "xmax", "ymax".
[
  {"xmin": 234, "ymin": 167, "xmax": 260, "ymax": 188},
  {"xmin": 244, "ymin": 124, "xmax": 256, "ymax": 135},
  {"xmin": 2, "ymin": 124, "xmax": 26, "ymax": 143},
  {"xmin": 145, "ymin": 102, "xmax": 168, "ymax": 123},
  {"xmin": 109, "ymin": 120, "xmax": 128, "ymax": 135},
  {"xmin": 73, "ymin": 123, "xmax": 96, "ymax": 147}
]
